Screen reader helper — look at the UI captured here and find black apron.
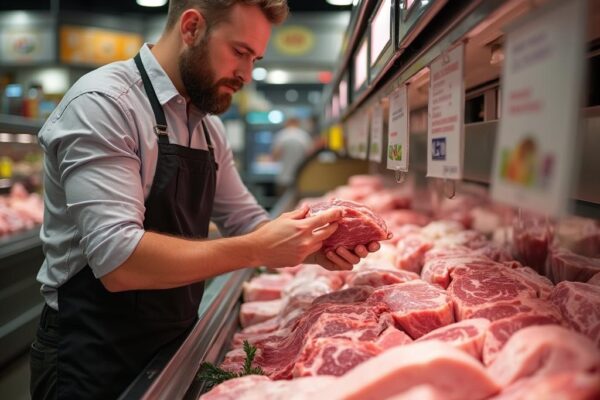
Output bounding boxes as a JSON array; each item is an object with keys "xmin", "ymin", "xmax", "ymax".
[{"xmin": 55, "ymin": 54, "xmax": 217, "ymax": 399}]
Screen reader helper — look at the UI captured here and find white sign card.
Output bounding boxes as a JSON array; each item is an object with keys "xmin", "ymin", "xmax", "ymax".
[
  {"xmin": 369, "ymin": 103, "xmax": 384, "ymax": 162},
  {"xmin": 491, "ymin": 0, "xmax": 586, "ymax": 217},
  {"xmin": 387, "ymin": 85, "xmax": 409, "ymax": 171},
  {"xmin": 427, "ymin": 43, "xmax": 465, "ymax": 179}
]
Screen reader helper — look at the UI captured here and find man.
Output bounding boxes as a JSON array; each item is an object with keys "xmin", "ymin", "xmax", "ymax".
[
  {"xmin": 272, "ymin": 116, "xmax": 313, "ymax": 193},
  {"xmin": 30, "ymin": 1, "xmax": 382, "ymax": 399}
]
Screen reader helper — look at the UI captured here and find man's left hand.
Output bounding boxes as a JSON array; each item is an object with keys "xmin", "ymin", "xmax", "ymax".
[{"xmin": 305, "ymin": 242, "xmax": 381, "ymax": 271}]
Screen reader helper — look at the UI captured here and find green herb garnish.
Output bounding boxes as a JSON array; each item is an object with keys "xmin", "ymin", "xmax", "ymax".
[{"xmin": 197, "ymin": 340, "xmax": 264, "ymax": 389}]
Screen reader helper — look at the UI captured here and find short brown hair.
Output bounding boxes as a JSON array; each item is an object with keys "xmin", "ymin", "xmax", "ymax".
[{"xmin": 165, "ymin": 0, "xmax": 289, "ymax": 32}]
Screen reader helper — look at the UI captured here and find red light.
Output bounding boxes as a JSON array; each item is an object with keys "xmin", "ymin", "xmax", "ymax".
[{"xmin": 318, "ymin": 71, "xmax": 333, "ymax": 84}]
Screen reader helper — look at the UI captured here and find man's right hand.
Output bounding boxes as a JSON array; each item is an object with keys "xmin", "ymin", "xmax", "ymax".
[{"xmin": 249, "ymin": 206, "xmax": 342, "ymax": 268}]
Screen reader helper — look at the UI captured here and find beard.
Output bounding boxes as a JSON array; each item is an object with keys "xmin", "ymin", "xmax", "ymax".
[{"xmin": 179, "ymin": 36, "xmax": 243, "ymax": 115}]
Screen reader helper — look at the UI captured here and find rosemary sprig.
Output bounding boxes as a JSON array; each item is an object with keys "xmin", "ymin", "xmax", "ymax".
[{"xmin": 197, "ymin": 340, "xmax": 264, "ymax": 389}]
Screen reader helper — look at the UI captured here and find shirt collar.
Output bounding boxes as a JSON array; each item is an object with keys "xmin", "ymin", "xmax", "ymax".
[{"xmin": 138, "ymin": 43, "xmax": 181, "ymax": 106}]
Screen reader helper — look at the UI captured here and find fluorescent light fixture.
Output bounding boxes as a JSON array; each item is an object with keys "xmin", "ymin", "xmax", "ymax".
[
  {"xmin": 268, "ymin": 110, "xmax": 284, "ymax": 124},
  {"xmin": 267, "ymin": 70, "xmax": 289, "ymax": 84},
  {"xmin": 252, "ymin": 67, "xmax": 268, "ymax": 81},
  {"xmin": 136, "ymin": 0, "xmax": 167, "ymax": 7},
  {"xmin": 327, "ymin": 0, "xmax": 353, "ymax": 5}
]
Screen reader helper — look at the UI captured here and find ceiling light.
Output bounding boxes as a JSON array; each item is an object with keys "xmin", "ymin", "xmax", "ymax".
[
  {"xmin": 268, "ymin": 110, "xmax": 284, "ymax": 124},
  {"xmin": 327, "ymin": 0, "xmax": 353, "ymax": 6},
  {"xmin": 136, "ymin": 0, "xmax": 167, "ymax": 7},
  {"xmin": 252, "ymin": 67, "xmax": 268, "ymax": 81},
  {"xmin": 267, "ymin": 70, "xmax": 289, "ymax": 84}
]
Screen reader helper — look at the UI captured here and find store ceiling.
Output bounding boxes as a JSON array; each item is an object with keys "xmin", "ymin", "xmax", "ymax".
[{"xmin": 0, "ymin": 0, "xmax": 352, "ymax": 16}]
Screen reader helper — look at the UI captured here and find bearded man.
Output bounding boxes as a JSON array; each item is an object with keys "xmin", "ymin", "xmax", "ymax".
[{"xmin": 30, "ymin": 2, "xmax": 382, "ymax": 398}]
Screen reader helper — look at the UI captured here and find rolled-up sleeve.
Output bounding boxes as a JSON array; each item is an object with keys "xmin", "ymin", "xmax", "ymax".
[
  {"xmin": 50, "ymin": 92, "xmax": 145, "ymax": 278},
  {"xmin": 208, "ymin": 117, "xmax": 269, "ymax": 236}
]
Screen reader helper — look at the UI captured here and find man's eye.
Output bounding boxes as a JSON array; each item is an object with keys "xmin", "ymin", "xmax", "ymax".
[{"xmin": 234, "ymin": 48, "xmax": 244, "ymax": 57}]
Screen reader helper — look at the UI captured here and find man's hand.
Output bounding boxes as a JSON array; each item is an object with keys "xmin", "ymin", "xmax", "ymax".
[
  {"xmin": 305, "ymin": 241, "xmax": 382, "ymax": 271},
  {"xmin": 249, "ymin": 206, "xmax": 342, "ymax": 268}
]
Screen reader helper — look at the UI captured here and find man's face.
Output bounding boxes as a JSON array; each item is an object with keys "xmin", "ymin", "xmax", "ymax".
[{"xmin": 179, "ymin": 4, "xmax": 272, "ymax": 114}]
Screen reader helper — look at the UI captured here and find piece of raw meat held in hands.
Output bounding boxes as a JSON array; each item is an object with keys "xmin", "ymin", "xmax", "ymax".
[{"xmin": 307, "ymin": 198, "xmax": 392, "ymax": 253}]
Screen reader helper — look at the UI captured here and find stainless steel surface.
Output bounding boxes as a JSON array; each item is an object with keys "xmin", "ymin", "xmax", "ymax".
[{"xmin": 138, "ymin": 269, "xmax": 252, "ymax": 400}]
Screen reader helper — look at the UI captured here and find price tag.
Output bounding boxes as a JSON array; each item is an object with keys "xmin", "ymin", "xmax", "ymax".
[
  {"xmin": 369, "ymin": 103, "xmax": 384, "ymax": 162},
  {"xmin": 491, "ymin": 0, "xmax": 586, "ymax": 217},
  {"xmin": 427, "ymin": 43, "xmax": 465, "ymax": 179},
  {"xmin": 387, "ymin": 85, "xmax": 409, "ymax": 171},
  {"xmin": 357, "ymin": 109, "xmax": 369, "ymax": 160}
]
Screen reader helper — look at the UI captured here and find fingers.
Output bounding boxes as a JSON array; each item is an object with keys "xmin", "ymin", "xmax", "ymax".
[
  {"xmin": 367, "ymin": 241, "xmax": 380, "ymax": 252},
  {"xmin": 335, "ymin": 247, "xmax": 360, "ymax": 265},
  {"xmin": 288, "ymin": 205, "xmax": 309, "ymax": 220},
  {"xmin": 325, "ymin": 251, "xmax": 353, "ymax": 270},
  {"xmin": 353, "ymin": 244, "xmax": 369, "ymax": 258},
  {"xmin": 305, "ymin": 207, "xmax": 343, "ymax": 229},
  {"xmin": 312, "ymin": 223, "xmax": 339, "ymax": 241}
]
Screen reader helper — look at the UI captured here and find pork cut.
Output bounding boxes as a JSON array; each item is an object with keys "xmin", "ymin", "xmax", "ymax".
[
  {"xmin": 243, "ymin": 273, "xmax": 293, "ymax": 302},
  {"xmin": 589, "ymin": 271, "xmax": 600, "ymax": 287},
  {"xmin": 344, "ymin": 269, "xmax": 419, "ymax": 288},
  {"xmin": 550, "ymin": 281, "xmax": 600, "ymax": 347},
  {"xmin": 491, "ymin": 372, "xmax": 600, "ymax": 400},
  {"xmin": 416, "ymin": 318, "xmax": 490, "ymax": 360},
  {"xmin": 394, "ymin": 233, "xmax": 433, "ymax": 273},
  {"xmin": 367, "ymin": 280, "xmax": 454, "ymax": 339},
  {"xmin": 306, "ymin": 199, "xmax": 390, "ymax": 252},
  {"xmin": 292, "ymin": 338, "xmax": 382, "ymax": 377},
  {"xmin": 239, "ymin": 299, "xmax": 285, "ymax": 328},
  {"xmin": 546, "ymin": 246, "xmax": 600, "ymax": 284},
  {"xmin": 318, "ymin": 341, "xmax": 500, "ymax": 400},
  {"xmin": 487, "ymin": 325, "xmax": 600, "ymax": 387}
]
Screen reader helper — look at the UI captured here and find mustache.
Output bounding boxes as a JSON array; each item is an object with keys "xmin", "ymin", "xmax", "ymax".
[{"xmin": 217, "ymin": 78, "xmax": 243, "ymax": 92}]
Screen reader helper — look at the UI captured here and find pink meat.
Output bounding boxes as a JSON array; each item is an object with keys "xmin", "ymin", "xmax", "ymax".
[
  {"xmin": 307, "ymin": 199, "xmax": 390, "ymax": 252},
  {"xmin": 550, "ymin": 281, "xmax": 600, "ymax": 347},
  {"xmin": 293, "ymin": 338, "xmax": 382, "ymax": 377},
  {"xmin": 367, "ymin": 280, "xmax": 454, "ymax": 339},
  {"xmin": 242, "ymin": 273, "xmax": 294, "ymax": 302},
  {"xmin": 394, "ymin": 233, "xmax": 434, "ymax": 274},
  {"xmin": 492, "ymin": 372, "xmax": 600, "ymax": 400},
  {"xmin": 421, "ymin": 254, "xmax": 499, "ymax": 289},
  {"xmin": 416, "ymin": 318, "xmax": 490, "ymax": 360},
  {"xmin": 319, "ymin": 341, "xmax": 500, "ymax": 400},
  {"xmin": 344, "ymin": 269, "xmax": 419, "ymax": 288},
  {"xmin": 487, "ymin": 325, "xmax": 600, "ymax": 387},
  {"xmin": 374, "ymin": 326, "xmax": 413, "ymax": 350},
  {"xmin": 589, "ymin": 272, "xmax": 600, "ymax": 287},
  {"xmin": 546, "ymin": 246, "xmax": 600, "ymax": 284},
  {"xmin": 239, "ymin": 299, "xmax": 285, "ymax": 328}
]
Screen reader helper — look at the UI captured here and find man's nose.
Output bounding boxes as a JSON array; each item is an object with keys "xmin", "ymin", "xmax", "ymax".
[{"xmin": 235, "ymin": 60, "xmax": 253, "ymax": 84}]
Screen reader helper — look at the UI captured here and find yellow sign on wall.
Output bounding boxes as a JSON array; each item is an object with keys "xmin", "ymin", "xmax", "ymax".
[
  {"xmin": 274, "ymin": 26, "xmax": 314, "ymax": 56},
  {"xmin": 60, "ymin": 25, "xmax": 142, "ymax": 66}
]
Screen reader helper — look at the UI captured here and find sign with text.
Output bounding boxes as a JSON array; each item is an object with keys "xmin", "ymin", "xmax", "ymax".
[
  {"xmin": 491, "ymin": 0, "xmax": 586, "ymax": 217},
  {"xmin": 369, "ymin": 103, "xmax": 384, "ymax": 162},
  {"xmin": 387, "ymin": 85, "xmax": 409, "ymax": 171},
  {"xmin": 427, "ymin": 43, "xmax": 465, "ymax": 179}
]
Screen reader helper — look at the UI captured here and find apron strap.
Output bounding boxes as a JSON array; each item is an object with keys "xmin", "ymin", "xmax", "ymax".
[
  {"xmin": 134, "ymin": 53, "xmax": 169, "ymax": 144},
  {"xmin": 201, "ymin": 119, "xmax": 218, "ymax": 171}
]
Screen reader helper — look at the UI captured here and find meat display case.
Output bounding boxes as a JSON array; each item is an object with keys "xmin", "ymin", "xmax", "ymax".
[{"xmin": 121, "ymin": 1, "xmax": 600, "ymax": 398}]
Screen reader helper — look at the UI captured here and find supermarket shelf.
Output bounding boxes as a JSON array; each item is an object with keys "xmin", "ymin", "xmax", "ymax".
[{"xmin": 0, "ymin": 114, "xmax": 44, "ymax": 135}]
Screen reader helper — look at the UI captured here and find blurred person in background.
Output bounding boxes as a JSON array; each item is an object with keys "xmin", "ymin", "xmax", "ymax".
[
  {"xmin": 272, "ymin": 116, "xmax": 313, "ymax": 194},
  {"xmin": 29, "ymin": 1, "xmax": 383, "ymax": 399}
]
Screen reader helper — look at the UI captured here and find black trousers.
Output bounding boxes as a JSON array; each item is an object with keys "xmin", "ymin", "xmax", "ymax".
[{"xmin": 30, "ymin": 305, "xmax": 59, "ymax": 400}]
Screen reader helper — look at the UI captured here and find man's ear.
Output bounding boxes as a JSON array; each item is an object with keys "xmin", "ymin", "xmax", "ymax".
[{"xmin": 180, "ymin": 9, "xmax": 207, "ymax": 46}]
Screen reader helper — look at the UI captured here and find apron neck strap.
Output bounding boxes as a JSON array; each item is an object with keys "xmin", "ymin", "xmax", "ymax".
[{"xmin": 134, "ymin": 53, "xmax": 169, "ymax": 144}]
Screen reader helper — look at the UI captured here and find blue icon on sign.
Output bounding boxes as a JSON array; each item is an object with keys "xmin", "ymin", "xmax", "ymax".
[{"xmin": 432, "ymin": 138, "xmax": 446, "ymax": 160}]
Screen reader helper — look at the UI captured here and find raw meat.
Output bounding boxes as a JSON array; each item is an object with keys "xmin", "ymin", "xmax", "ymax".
[
  {"xmin": 199, "ymin": 375, "xmax": 337, "ymax": 400},
  {"xmin": 239, "ymin": 299, "xmax": 284, "ymax": 328},
  {"xmin": 319, "ymin": 341, "xmax": 500, "ymax": 400},
  {"xmin": 546, "ymin": 246, "xmax": 600, "ymax": 284},
  {"xmin": 307, "ymin": 199, "xmax": 390, "ymax": 252},
  {"xmin": 394, "ymin": 233, "xmax": 433, "ymax": 273},
  {"xmin": 482, "ymin": 301, "xmax": 564, "ymax": 365},
  {"xmin": 491, "ymin": 372, "xmax": 600, "ymax": 400},
  {"xmin": 385, "ymin": 385, "xmax": 446, "ymax": 400},
  {"xmin": 243, "ymin": 273, "xmax": 293, "ymax": 302},
  {"xmin": 367, "ymin": 280, "xmax": 454, "ymax": 339},
  {"xmin": 487, "ymin": 325, "xmax": 600, "ymax": 387},
  {"xmin": 421, "ymin": 254, "xmax": 499, "ymax": 289},
  {"xmin": 293, "ymin": 338, "xmax": 381, "ymax": 377},
  {"xmin": 416, "ymin": 318, "xmax": 490, "ymax": 360},
  {"xmin": 513, "ymin": 223, "xmax": 551, "ymax": 274},
  {"xmin": 448, "ymin": 266, "xmax": 539, "ymax": 321},
  {"xmin": 550, "ymin": 281, "xmax": 600, "ymax": 347},
  {"xmin": 589, "ymin": 272, "xmax": 600, "ymax": 287},
  {"xmin": 374, "ymin": 326, "xmax": 413, "ymax": 350},
  {"xmin": 344, "ymin": 269, "xmax": 419, "ymax": 288}
]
